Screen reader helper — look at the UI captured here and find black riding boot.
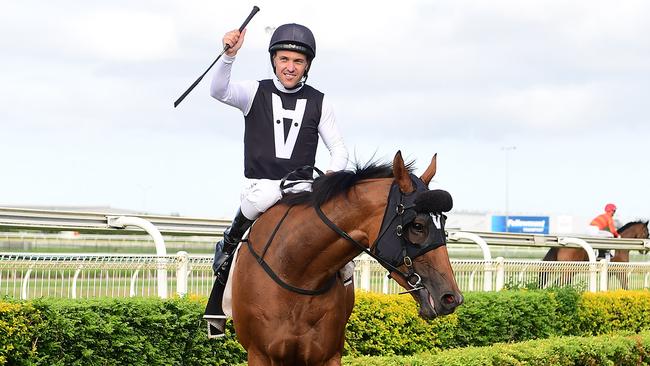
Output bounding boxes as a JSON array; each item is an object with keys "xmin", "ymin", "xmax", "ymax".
[
  {"xmin": 205, "ymin": 209, "xmax": 254, "ymax": 338},
  {"xmin": 212, "ymin": 209, "xmax": 254, "ymax": 284}
]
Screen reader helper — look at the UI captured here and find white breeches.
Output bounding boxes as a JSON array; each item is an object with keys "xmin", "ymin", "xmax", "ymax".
[
  {"xmin": 239, "ymin": 178, "xmax": 312, "ymax": 220},
  {"xmin": 586, "ymin": 225, "xmax": 615, "ymax": 238}
]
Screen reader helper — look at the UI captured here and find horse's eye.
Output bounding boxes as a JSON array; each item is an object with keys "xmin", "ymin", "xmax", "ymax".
[{"xmin": 412, "ymin": 223, "xmax": 424, "ymax": 232}]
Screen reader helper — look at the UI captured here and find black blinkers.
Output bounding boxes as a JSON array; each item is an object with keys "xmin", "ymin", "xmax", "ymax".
[{"xmin": 371, "ymin": 174, "xmax": 452, "ymax": 268}]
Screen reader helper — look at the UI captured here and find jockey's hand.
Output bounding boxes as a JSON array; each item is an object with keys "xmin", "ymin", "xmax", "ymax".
[{"xmin": 223, "ymin": 29, "xmax": 246, "ymax": 57}]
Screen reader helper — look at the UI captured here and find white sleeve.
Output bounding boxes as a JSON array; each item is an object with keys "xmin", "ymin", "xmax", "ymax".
[
  {"xmin": 209, "ymin": 54, "xmax": 258, "ymax": 115},
  {"xmin": 318, "ymin": 96, "xmax": 348, "ymax": 172}
]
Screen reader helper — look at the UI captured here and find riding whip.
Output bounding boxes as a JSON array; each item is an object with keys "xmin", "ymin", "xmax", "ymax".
[{"xmin": 173, "ymin": 6, "xmax": 260, "ymax": 108}]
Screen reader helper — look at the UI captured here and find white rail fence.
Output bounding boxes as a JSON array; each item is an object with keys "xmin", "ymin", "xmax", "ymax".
[
  {"xmin": 2, "ymin": 207, "xmax": 649, "ymax": 299},
  {"xmin": 4, "ymin": 252, "xmax": 650, "ymax": 300}
]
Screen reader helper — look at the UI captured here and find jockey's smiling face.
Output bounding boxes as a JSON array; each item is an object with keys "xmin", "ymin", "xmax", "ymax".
[{"xmin": 272, "ymin": 50, "xmax": 308, "ymax": 89}]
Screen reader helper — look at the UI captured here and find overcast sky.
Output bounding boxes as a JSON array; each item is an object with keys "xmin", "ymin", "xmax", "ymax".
[{"xmin": 1, "ymin": 0, "xmax": 649, "ymax": 223}]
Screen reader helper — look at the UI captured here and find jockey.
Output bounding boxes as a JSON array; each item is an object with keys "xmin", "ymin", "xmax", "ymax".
[
  {"xmin": 206, "ymin": 22, "xmax": 348, "ymax": 328},
  {"xmin": 589, "ymin": 203, "xmax": 620, "ymax": 238}
]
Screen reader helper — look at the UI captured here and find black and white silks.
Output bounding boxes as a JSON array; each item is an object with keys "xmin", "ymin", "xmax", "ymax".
[{"xmin": 210, "ymin": 55, "xmax": 348, "ymax": 219}]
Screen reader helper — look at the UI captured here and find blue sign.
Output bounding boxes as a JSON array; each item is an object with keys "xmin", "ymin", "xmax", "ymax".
[{"xmin": 492, "ymin": 215, "xmax": 549, "ymax": 234}]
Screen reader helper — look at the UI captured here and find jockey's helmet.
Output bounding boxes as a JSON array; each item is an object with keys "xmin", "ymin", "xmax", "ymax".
[
  {"xmin": 605, "ymin": 203, "xmax": 617, "ymax": 213},
  {"xmin": 268, "ymin": 23, "xmax": 316, "ymax": 79}
]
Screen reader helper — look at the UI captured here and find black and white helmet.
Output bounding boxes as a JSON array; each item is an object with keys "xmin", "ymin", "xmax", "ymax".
[{"xmin": 269, "ymin": 23, "xmax": 316, "ymax": 81}]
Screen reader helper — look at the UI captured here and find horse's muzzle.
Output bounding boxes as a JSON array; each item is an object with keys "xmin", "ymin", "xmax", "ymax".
[{"xmin": 416, "ymin": 288, "xmax": 463, "ymax": 319}]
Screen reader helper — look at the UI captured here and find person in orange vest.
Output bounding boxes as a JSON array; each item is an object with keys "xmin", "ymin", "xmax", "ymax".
[{"xmin": 589, "ymin": 203, "xmax": 620, "ymax": 238}]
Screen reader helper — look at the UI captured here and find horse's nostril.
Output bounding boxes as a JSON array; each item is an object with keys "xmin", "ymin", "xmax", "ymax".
[{"xmin": 442, "ymin": 294, "xmax": 456, "ymax": 306}]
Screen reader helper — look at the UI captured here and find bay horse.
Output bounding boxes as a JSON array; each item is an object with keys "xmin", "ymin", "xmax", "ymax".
[
  {"xmin": 540, "ymin": 220, "xmax": 649, "ymax": 289},
  {"xmin": 230, "ymin": 151, "xmax": 463, "ymax": 365}
]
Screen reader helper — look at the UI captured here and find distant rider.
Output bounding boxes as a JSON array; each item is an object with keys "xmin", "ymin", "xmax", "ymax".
[{"xmin": 589, "ymin": 203, "xmax": 620, "ymax": 238}]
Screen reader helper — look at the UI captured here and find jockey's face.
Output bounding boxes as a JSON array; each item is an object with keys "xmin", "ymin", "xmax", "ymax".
[{"xmin": 273, "ymin": 50, "xmax": 309, "ymax": 89}]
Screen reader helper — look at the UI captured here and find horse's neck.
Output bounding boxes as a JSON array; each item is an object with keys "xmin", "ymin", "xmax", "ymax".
[
  {"xmin": 266, "ymin": 180, "xmax": 391, "ymax": 285},
  {"xmin": 615, "ymin": 224, "xmax": 647, "ymax": 262},
  {"xmin": 620, "ymin": 224, "xmax": 645, "ymax": 239}
]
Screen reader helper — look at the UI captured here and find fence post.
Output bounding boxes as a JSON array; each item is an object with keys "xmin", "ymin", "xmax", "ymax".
[
  {"xmin": 130, "ymin": 269, "xmax": 140, "ymax": 297},
  {"xmin": 483, "ymin": 260, "xmax": 493, "ymax": 292},
  {"xmin": 21, "ymin": 268, "xmax": 33, "ymax": 300},
  {"xmin": 495, "ymin": 257, "xmax": 505, "ymax": 291},
  {"xmin": 360, "ymin": 259, "xmax": 371, "ymax": 291},
  {"xmin": 382, "ymin": 274, "xmax": 389, "ymax": 294},
  {"xmin": 468, "ymin": 271, "xmax": 475, "ymax": 292},
  {"xmin": 599, "ymin": 259, "xmax": 608, "ymax": 292},
  {"xmin": 71, "ymin": 266, "xmax": 83, "ymax": 299},
  {"xmin": 177, "ymin": 251, "xmax": 189, "ymax": 297}
]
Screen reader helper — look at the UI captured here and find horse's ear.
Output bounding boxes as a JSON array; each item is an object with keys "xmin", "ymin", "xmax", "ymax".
[
  {"xmin": 419, "ymin": 153, "xmax": 437, "ymax": 187},
  {"xmin": 393, "ymin": 151, "xmax": 414, "ymax": 193}
]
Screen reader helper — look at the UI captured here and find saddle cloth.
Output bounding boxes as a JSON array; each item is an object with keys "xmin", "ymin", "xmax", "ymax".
[{"xmin": 222, "ymin": 245, "xmax": 241, "ymax": 317}]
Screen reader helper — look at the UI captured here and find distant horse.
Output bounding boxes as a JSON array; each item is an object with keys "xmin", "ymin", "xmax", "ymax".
[
  {"xmin": 541, "ymin": 221, "xmax": 649, "ymax": 289},
  {"xmin": 230, "ymin": 151, "xmax": 463, "ymax": 365}
]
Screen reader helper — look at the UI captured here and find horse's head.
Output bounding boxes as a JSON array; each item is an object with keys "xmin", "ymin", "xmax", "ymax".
[{"xmin": 372, "ymin": 151, "xmax": 463, "ymax": 319}]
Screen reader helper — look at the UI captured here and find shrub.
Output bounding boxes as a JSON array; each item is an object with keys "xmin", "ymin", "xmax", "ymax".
[
  {"xmin": 345, "ymin": 292, "xmax": 445, "ymax": 356},
  {"xmin": 577, "ymin": 290, "xmax": 650, "ymax": 335},
  {"xmin": 346, "ymin": 288, "xmax": 582, "ymax": 353},
  {"xmin": 0, "ymin": 300, "xmax": 41, "ymax": 366},
  {"xmin": 342, "ymin": 331, "xmax": 650, "ymax": 366},
  {"xmin": 18, "ymin": 297, "xmax": 245, "ymax": 366},
  {"xmin": 4, "ymin": 287, "xmax": 650, "ymax": 363}
]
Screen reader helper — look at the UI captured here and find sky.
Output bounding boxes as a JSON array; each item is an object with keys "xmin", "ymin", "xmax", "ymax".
[{"xmin": 1, "ymin": 0, "xmax": 649, "ymax": 223}]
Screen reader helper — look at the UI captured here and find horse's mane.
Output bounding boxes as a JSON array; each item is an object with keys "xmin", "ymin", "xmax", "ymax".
[
  {"xmin": 618, "ymin": 220, "xmax": 649, "ymax": 233},
  {"xmin": 278, "ymin": 159, "xmax": 414, "ymax": 208}
]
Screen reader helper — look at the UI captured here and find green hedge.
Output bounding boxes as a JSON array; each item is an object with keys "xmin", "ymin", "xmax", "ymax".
[
  {"xmin": 577, "ymin": 290, "xmax": 650, "ymax": 335},
  {"xmin": 347, "ymin": 287, "xmax": 583, "ymax": 355},
  {"xmin": 342, "ymin": 331, "xmax": 650, "ymax": 366},
  {"xmin": 4, "ymin": 289, "xmax": 650, "ymax": 364},
  {"xmin": 0, "ymin": 297, "xmax": 246, "ymax": 366}
]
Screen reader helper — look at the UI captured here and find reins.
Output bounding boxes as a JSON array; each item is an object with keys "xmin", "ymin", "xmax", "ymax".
[{"xmin": 314, "ymin": 204, "xmax": 423, "ymax": 290}]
